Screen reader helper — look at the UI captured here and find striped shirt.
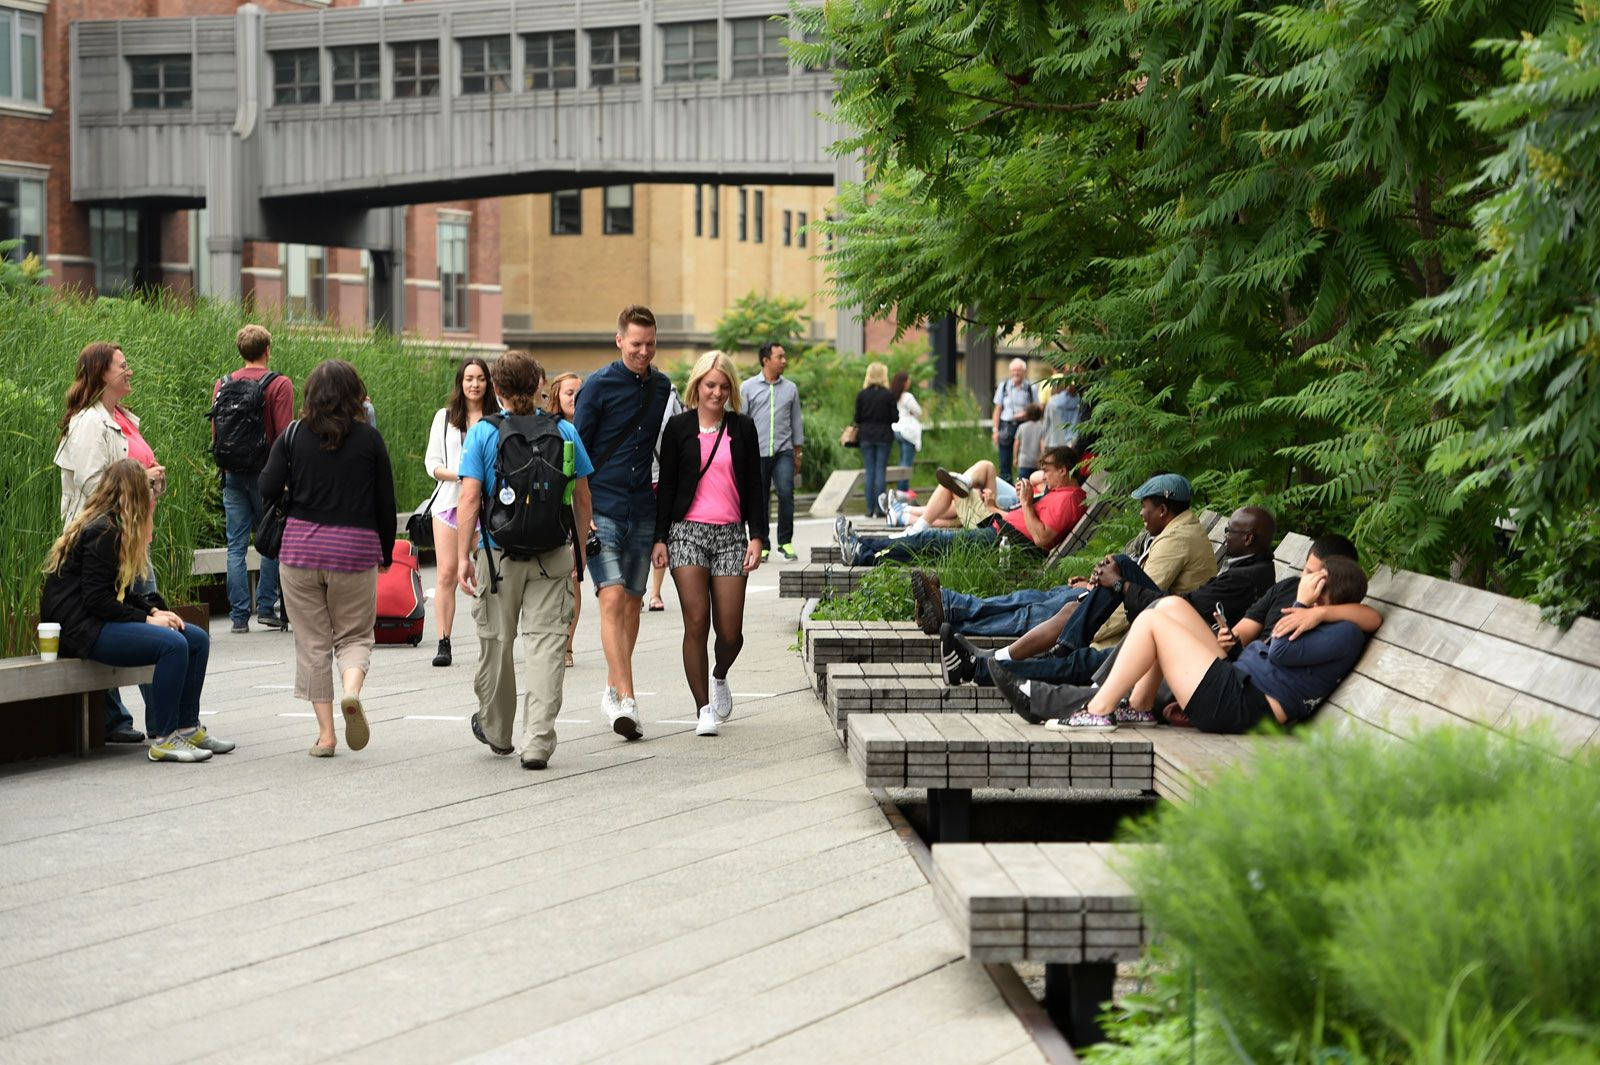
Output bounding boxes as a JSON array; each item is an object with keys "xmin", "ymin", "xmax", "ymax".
[{"xmin": 279, "ymin": 517, "xmax": 383, "ymax": 573}]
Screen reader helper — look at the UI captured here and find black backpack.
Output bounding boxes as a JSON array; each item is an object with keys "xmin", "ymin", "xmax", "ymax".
[
  {"xmin": 483, "ymin": 411, "xmax": 575, "ymax": 561},
  {"xmin": 208, "ymin": 371, "xmax": 281, "ymax": 473}
]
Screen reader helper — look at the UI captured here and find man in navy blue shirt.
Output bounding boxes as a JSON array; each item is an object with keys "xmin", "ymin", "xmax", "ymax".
[{"xmin": 573, "ymin": 305, "xmax": 674, "ymax": 740}]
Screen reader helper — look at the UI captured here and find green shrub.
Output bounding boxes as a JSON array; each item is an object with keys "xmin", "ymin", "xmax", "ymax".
[
  {"xmin": 1094, "ymin": 728, "xmax": 1600, "ymax": 1065},
  {"xmin": 0, "ymin": 288, "xmax": 462, "ymax": 655}
]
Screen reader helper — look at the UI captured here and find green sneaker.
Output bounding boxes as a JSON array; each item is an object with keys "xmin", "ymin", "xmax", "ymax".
[
  {"xmin": 182, "ymin": 725, "xmax": 235, "ymax": 754},
  {"xmin": 148, "ymin": 735, "xmax": 213, "ymax": 763},
  {"xmin": 778, "ymin": 543, "xmax": 797, "ymax": 561},
  {"xmin": 760, "ymin": 548, "xmax": 770, "ymax": 562}
]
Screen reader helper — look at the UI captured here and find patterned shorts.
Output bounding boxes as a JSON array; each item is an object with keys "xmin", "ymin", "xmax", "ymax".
[{"xmin": 668, "ymin": 520, "xmax": 748, "ymax": 577}]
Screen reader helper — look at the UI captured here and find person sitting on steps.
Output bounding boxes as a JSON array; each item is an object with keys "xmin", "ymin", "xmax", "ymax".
[{"xmin": 991, "ymin": 550, "xmax": 1380, "ymax": 732}]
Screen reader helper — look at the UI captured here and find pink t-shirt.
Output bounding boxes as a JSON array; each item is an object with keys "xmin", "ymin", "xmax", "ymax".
[
  {"xmin": 112, "ymin": 407, "xmax": 157, "ymax": 468},
  {"xmin": 682, "ymin": 427, "xmax": 742, "ymax": 526},
  {"xmin": 1000, "ymin": 483, "xmax": 1085, "ymax": 549}
]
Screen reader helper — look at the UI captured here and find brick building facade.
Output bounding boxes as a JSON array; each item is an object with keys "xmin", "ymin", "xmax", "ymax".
[{"xmin": 0, "ymin": 0, "xmax": 500, "ymax": 348}]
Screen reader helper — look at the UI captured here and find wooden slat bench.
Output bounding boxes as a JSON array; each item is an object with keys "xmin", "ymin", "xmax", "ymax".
[
  {"xmin": 1, "ymin": 657, "xmax": 155, "ymax": 756},
  {"xmin": 825, "ymin": 662, "xmax": 1011, "ymax": 728},
  {"xmin": 932, "ymin": 842, "xmax": 1150, "ymax": 1045},
  {"xmin": 807, "ymin": 466, "xmax": 913, "ymax": 517}
]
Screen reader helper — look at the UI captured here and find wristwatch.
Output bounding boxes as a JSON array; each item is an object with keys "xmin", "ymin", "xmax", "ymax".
[{"xmin": 1112, "ymin": 579, "xmax": 1125, "ymax": 594}]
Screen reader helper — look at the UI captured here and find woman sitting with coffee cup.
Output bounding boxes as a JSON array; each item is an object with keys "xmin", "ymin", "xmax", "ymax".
[{"xmin": 40, "ymin": 459, "xmax": 231, "ymax": 763}]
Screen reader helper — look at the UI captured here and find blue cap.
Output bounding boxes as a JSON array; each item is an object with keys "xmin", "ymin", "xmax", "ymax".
[{"xmin": 1130, "ymin": 473, "xmax": 1192, "ymax": 504}]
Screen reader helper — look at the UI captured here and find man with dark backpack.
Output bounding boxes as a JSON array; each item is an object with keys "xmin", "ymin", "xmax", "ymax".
[
  {"xmin": 209, "ymin": 324, "xmax": 294, "ymax": 634},
  {"xmin": 456, "ymin": 351, "xmax": 594, "ymax": 770}
]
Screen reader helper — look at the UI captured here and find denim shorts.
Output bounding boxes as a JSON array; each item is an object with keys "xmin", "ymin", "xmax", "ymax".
[{"xmin": 587, "ymin": 512, "xmax": 654, "ymax": 597}]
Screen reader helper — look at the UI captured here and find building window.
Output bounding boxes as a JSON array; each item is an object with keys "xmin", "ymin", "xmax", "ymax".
[
  {"xmin": 90, "ymin": 206, "xmax": 139, "ymax": 292},
  {"xmin": 0, "ymin": 175, "xmax": 43, "ymax": 261},
  {"xmin": 661, "ymin": 21, "xmax": 717, "ymax": 82},
  {"xmin": 189, "ymin": 207, "xmax": 208, "ymax": 294},
  {"xmin": 603, "ymin": 185, "xmax": 634, "ymax": 235},
  {"xmin": 694, "ymin": 184, "xmax": 703, "ymax": 237},
  {"xmin": 525, "ymin": 30, "xmax": 576, "ymax": 89},
  {"xmin": 710, "ymin": 183, "xmax": 720, "ymax": 238},
  {"xmin": 272, "ymin": 49, "xmax": 320, "ymax": 106},
  {"xmin": 782, "ymin": 209, "xmax": 792, "ymax": 247},
  {"xmin": 392, "ymin": 41, "xmax": 440, "ymax": 98},
  {"xmin": 754, "ymin": 190, "xmax": 764, "ymax": 243},
  {"xmin": 737, "ymin": 188, "xmax": 747, "ymax": 242},
  {"xmin": 459, "ymin": 36, "xmax": 510, "ymax": 94},
  {"xmin": 0, "ymin": 9, "xmax": 42, "ymax": 105},
  {"xmin": 331, "ymin": 45, "xmax": 380, "ymax": 101},
  {"xmin": 551, "ymin": 189, "xmax": 581, "ymax": 235},
  {"xmin": 281, "ymin": 243, "xmax": 327, "ymax": 321},
  {"xmin": 129, "ymin": 55, "xmax": 191, "ymax": 110},
  {"xmin": 730, "ymin": 17, "xmax": 787, "ymax": 78},
  {"xmin": 438, "ymin": 217, "xmax": 468, "ymax": 331},
  {"xmin": 589, "ymin": 27, "xmax": 640, "ymax": 87},
  {"xmin": 797, "ymin": 210, "xmax": 808, "ymax": 247}
]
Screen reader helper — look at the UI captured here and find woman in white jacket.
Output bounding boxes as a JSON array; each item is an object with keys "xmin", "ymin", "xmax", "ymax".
[
  {"xmin": 424, "ymin": 357, "xmax": 494, "ymax": 668},
  {"xmin": 890, "ymin": 371, "xmax": 923, "ymax": 498}
]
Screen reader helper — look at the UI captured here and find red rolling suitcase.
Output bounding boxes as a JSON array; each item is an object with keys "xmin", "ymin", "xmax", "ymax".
[{"xmin": 374, "ymin": 539, "xmax": 426, "ymax": 646}]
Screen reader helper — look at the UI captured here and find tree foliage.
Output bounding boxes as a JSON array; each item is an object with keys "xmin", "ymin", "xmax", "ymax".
[
  {"xmin": 811, "ymin": 0, "xmax": 1599, "ymax": 617},
  {"xmin": 711, "ymin": 290, "xmax": 809, "ymax": 354}
]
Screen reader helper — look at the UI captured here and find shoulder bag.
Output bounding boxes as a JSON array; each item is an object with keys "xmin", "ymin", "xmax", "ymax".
[
  {"xmin": 254, "ymin": 421, "xmax": 299, "ymax": 560},
  {"xmin": 839, "ymin": 424, "xmax": 860, "ymax": 448}
]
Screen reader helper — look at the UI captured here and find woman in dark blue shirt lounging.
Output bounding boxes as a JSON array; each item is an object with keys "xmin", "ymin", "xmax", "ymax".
[{"xmin": 995, "ymin": 556, "xmax": 1374, "ymax": 733}]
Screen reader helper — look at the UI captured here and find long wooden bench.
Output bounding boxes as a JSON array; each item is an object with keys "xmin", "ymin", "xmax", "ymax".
[
  {"xmin": 932, "ymin": 842, "xmax": 1149, "ymax": 1045},
  {"xmin": 807, "ymin": 466, "xmax": 914, "ymax": 517},
  {"xmin": 1, "ymin": 657, "xmax": 155, "ymax": 755}
]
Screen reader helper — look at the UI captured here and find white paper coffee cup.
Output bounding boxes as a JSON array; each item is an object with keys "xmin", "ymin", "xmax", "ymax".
[{"xmin": 38, "ymin": 622, "xmax": 61, "ymax": 662}]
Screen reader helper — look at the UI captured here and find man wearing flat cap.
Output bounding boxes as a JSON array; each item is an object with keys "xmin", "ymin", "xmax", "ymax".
[{"xmin": 937, "ymin": 472, "xmax": 1219, "ymax": 689}]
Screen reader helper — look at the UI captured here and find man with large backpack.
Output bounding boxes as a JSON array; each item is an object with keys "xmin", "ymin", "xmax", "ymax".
[
  {"xmin": 209, "ymin": 324, "xmax": 295, "ymax": 634},
  {"xmin": 456, "ymin": 351, "xmax": 594, "ymax": 770}
]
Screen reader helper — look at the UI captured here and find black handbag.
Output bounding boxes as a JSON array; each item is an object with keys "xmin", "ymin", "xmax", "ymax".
[
  {"xmin": 254, "ymin": 421, "xmax": 298, "ymax": 560},
  {"xmin": 407, "ymin": 485, "xmax": 440, "ymax": 548}
]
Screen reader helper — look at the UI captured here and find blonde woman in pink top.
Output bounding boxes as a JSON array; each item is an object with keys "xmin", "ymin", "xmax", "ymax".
[{"xmin": 651, "ymin": 351, "xmax": 769, "ymax": 737}]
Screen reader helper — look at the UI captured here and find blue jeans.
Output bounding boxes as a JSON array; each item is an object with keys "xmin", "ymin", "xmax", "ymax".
[
  {"xmin": 759, "ymin": 449, "xmax": 796, "ymax": 547},
  {"xmin": 943, "ymin": 584, "xmax": 1088, "ymax": 638},
  {"xmin": 105, "ymin": 569, "xmax": 157, "ymax": 732},
  {"xmin": 587, "ymin": 512, "xmax": 655, "ymax": 598},
  {"xmin": 996, "ymin": 421, "xmax": 1019, "ymax": 482},
  {"xmin": 860, "ymin": 441, "xmax": 891, "ymax": 516},
  {"xmin": 224, "ymin": 471, "xmax": 281, "ymax": 624},
  {"xmin": 90, "ymin": 621, "xmax": 209, "ymax": 738},
  {"xmin": 856, "ymin": 526, "xmax": 999, "ymax": 567},
  {"xmin": 894, "ymin": 436, "xmax": 917, "ymax": 492}
]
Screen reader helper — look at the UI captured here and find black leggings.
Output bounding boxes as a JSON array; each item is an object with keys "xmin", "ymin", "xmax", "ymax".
[{"xmin": 671, "ymin": 567, "xmax": 748, "ymax": 710}]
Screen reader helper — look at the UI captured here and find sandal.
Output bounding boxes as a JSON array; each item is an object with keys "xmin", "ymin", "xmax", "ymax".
[
  {"xmin": 564, "ymin": 649, "xmax": 575, "ymax": 668},
  {"xmin": 648, "ymin": 599, "xmax": 665, "ymax": 612}
]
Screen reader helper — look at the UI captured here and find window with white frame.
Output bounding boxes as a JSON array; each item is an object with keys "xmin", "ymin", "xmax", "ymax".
[
  {"xmin": 281, "ymin": 243, "xmax": 327, "ymax": 321},
  {"xmin": 392, "ymin": 41, "xmax": 440, "ymax": 98},
  {"xmin": 550, "ymin": 189, "xmax": 581, "ymax": 235},
  {"xmin": 438, "ymin": 217, "xmax": 468, "ymax": 330},
  {"xmin": 0, "ymin": 174, "xmax": 43, "ymax": 261},
  {"xmin": 129, "ymin": 55, "xmax": 191, "ymax": 110},
  {"xmin": 272, "ymin": 49, "xmax": 320, "ymax": 106},
  {"xmin": 90, "ymin": 206, "xmax": 139, "ymax": 292},
  {"xmin": 661, "ymin": 21, "xmax": 717, "ymax": 82},
  {"xmin": 459, "ymin": 36, "xmax": 510, "ymax": 94},
  {"xmin": 603, "ymin": 185, "xmax": 633, "ymax": 235},
  {"xmin": 0, "ymin": 8, "xmax": 42, "ymax": 105},
  {"xmin": 525, "ymin": 31, "xmax": 576, "ymax": 90},
  {"xmin": 331, "ymin": 45, "xmax": 380, "ymax": 101},
  {"xmin": 588, "ymin": 26, "xmax": 639, "ymax": 86},
  {"xmin": 730, "ymin": 17, "xmax": 787, "ymax": 78}
]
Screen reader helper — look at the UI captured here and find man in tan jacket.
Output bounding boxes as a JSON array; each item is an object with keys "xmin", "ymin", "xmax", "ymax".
[{"xmin": 943, "ymin": 473, "xmax": 1218, "ymax": 688}]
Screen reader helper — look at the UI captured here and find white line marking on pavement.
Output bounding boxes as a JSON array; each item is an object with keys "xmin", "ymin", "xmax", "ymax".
[
  {"xmin": 276, "ymin": 712, "xmax": 316, "ymax": 718},
  {"xmin": 555, "ymin": 719, "xmax": 591, "ymax": 725},
  {"xmin": 406, "ymin": 715, "xmax": 465, "ymax": 721}
]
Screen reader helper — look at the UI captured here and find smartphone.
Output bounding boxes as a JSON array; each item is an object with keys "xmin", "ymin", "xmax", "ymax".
[{"xmin": 1212, "ymin": 602, "xmax": 1228, "ymax": 629}]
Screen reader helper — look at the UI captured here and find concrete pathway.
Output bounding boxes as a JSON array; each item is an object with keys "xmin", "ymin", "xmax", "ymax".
[{"xmin": 0, "ymin": 518, "xmax": 1047, "ymax": 1065}]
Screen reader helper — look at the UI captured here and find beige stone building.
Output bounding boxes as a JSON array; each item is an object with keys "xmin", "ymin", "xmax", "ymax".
[{"xmin": 500, "ymin": 182, "xmax": 835, "ymax": 376}]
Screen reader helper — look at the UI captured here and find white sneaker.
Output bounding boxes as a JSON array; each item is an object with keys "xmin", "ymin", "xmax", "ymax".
[
  {"xmin": 711, "ymin": 677, "xmax": 733, "ymax": 722},
  {"xmin": 696, "ymin": 705, "xmax": 719, "ymax": 737},
  {"xmin": 612, "ymin": 695, "xmax": 643, "ymax": 741},
  {"xmin": 601, "ymin": 686, "xmax": 619, "ymax": 721}
]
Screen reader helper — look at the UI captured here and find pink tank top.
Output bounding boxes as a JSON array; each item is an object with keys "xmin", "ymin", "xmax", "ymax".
[
  {"xmin": 112, "ymin": 407, "xmax": 157, "ymax": 468},
  {"xmin": 682, "ymin": 425, "xmax": 742, "ymax": 526}
]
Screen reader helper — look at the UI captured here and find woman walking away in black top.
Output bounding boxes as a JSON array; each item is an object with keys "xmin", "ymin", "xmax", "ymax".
[
  {"xmin": 41, "ymin": 460, "xmax": 232, "ymax": 763},
  {"xmin": 260, "ymin": 359, "xmax": 397, "ymax": 758},
  {"xmin": 854, "ymin": 362, "xmax": 898, "ymax": 517},
  {"xmin": 652, "ymin": 351, "xmax": 768, "ymax": 737}
]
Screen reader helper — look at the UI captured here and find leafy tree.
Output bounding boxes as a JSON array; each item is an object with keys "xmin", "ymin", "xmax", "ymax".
[
  {"xmin": 0, "ymin": 239, "xmax": 50, "ymax": 295},
  {"xmin": 712, "ymin": 291, "xmax": 808, "ymax": 354}
]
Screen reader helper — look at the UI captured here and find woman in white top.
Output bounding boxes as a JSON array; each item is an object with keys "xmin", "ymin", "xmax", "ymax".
[
  {"xmin": 890, "ymin": 371, "xmax": 923, "ymax": 497},
  {"xmin": 543, "ymin": 371, "xmax": 584, "ymax": 667},
  {"xmin": 425, "ymin": 357, "xmax": 494, "ymax": 668}
]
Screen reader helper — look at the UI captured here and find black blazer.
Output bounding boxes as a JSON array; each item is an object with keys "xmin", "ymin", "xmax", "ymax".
[
  {"xmin": 854, "ymin": 385, "xmax": 898, "ymax": 445},
  {"xmin": 653, "ymin": 410, "xmax": 770, "ymax": 546},
  {"xmin": 259, "ymin": 421, "xmax": 397, "ymax": 567},
  {"xmin": 40, "ymin": 518, "xmax": 168, "ymax": 659}
]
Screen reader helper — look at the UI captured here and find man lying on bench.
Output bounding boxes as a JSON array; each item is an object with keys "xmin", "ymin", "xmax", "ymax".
[
  {"xmin": 991, "ymin": 554, "xmax": 1376, "ymax": 732},
  {"xmin": 882, "ymin": 462, "xmax": 1051, "ymax": 532},
  {"xmin": 832, "ymin": 446, "xmax": 1084, "ymax": 567}
]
